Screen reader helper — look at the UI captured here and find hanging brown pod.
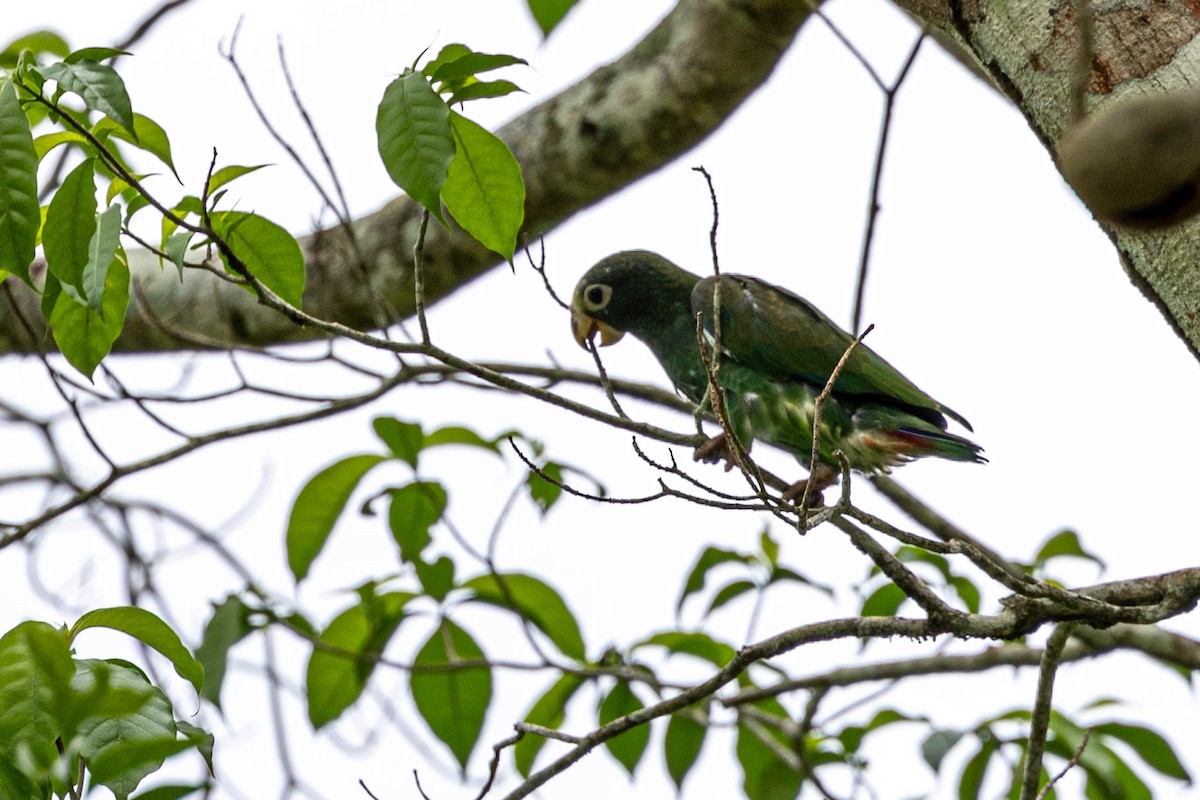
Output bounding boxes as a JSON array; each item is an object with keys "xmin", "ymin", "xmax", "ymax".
[{"xmin": 1057, "ymin": 90, "xmax": 1200, "ymax": 229}]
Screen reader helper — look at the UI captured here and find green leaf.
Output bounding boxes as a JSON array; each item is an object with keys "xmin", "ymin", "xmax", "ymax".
[
  {"xmin": 287, "ymin": 454, "xmax": 387, "ymax": 582},
  {"xmin": 768, "ymin": 566, "xmax": 835, "ymax": 596},
  {"xmin": 33, "ymin": 130, "xmax": 89, "ymax": 159},
  {"xmin": 526, "ymin": 0, "xmax": 580, "ymax": 35},
  {"xmin": 513, "ymin": 673, "xmax": 585, "ymax": 777},
  {"xmin": 958, "ymin": 735, "xmax": 999, "ymax": 800},
  {"xmin": 71, "ymin": 607, "xmax": 204, "ymax": 696},
  {"xmin": 707, "ymin": 579, "xmax": 756, "ymax": 615},
  {"xmin": 411, "ymin": 618, "xmax": 491, "ymax": 771},
  {"xmin": 41, "ymin": 59, "xmax": 135, "ymax": 133},
  {"xmin": 210, "ymin": 210, "xmax": 305, "ymax": 309},
  {"xmin": 421, "ymin": 44, "xmax": 472, "ymax": 78},
  {"xmin": 1034, "ymin": 529, "xmax": 1106, "ymax": 572},
  {"xmin": 463, "ymin": 572, "xmax": 585, "ymax": 661},
  {"xmin": 736, "ymin": 700, "xmax": 803, "ymax": 800},
  {"xmin": 677, "ymin": 546, "xmax": 752, "ymax": 615},
  {"xmin": 1092, "ymin": 721, "xmax": 1191, "ymax": 781},
  {"xmin": 42, "ymin": 157, "xmax": 97, "ymax": 292},
  {"xmin": 415, "ymin": 556, "xmax": 456, "ymax": 601},
  {"xmin": 922, "ymin": 729, "xmax": 963, "ymax": 773},
  {"xmin": 64, "ymin": 47, "xmax": 128, "ymax": 64},
  {"xmin": 388, "ymin": 481, "xmax": 447, "ymax": 563},
  {"xmin": 0, "ymin": 78, "xmax": 39, "ymax": 285},
  {"xmin": 448, "ymin": 80, "xmax": 525, "ymax": 105},
  {"xmin": 305, "ymin": 591, "xmax": 412, "ymax": 728},
  {"xmin": 194, "ymin": 595, "xmax": 255, "ymax": 710},
  {"xmin": 130, "ymin": 783, "xmax": 209, "ymax": 800},
  {"xmin": 861, "ymin": 582, "xmax": 906, "ymax": 617},
  {"xmin": 0, "ymin": 621, "xmax": 72, "ymax": 779},
  {"xmin": 1, "ymin": 30, "xmax": 70, "ymax": 68},
  {"xmin": 665, "ymin": 706, "xmax": 707, "ymax": 789},
  {"xmin": 79, "ymin": 201, "xmax": 122, "ymax": 311},
  {"xmin": 49, "ymin": 252, "xmax": 129, "ymax": 378},
  {"xmin": 373, "ymin": 416, "xmax": 423, "ymax": 467},
  {"xmin": 442, "ymin": 111, "xmax": 524, "ymax": 261},
  {"xmin": 429, "ymin": 53, "xmax": 527, "ymax": 83},
  {"xmin": 599, "ymin": 680, "xmax": 648, "ymax": 775},
  {"xmin": 636, "ymin": 631, "xmax": 735, "ymax": 668},
  {"xmin": 74, "ymin": 660, "xmax": 177, "ymax": 799},
  {"xmin": 206, "ymin": 163, "xmax": 268, "ymax": 194},
  {"xmin": 162, "ymin": 232, "xmax": 193, "ymax": 276},
  {"xmin": 376, "ymin": 71, "xmax": 453, "ymax": 222},
  {"xmin": 424, "ymin": 425, "xmax": 505, "ymax": 455},
  {"xmin": 526, "ymin": 461, "xmax": 564, "ymax": 515},
  {"xmin": 949, "ymin": 575, "xmax": 981, "ymax": 614},
  {"xmin": 93, "ymin": 113, "xmax": 179, "ymax": 181}
]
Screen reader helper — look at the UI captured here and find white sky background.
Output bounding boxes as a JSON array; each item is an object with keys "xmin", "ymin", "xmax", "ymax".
[{"xmin": 3, "ymin": 1, "xmax": 1200, "ymax": 799}]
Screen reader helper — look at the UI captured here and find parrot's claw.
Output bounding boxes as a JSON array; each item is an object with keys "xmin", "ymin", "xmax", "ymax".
[
  {"xmin": 694, "ymin": 433, "xmax": 737, "ymax": 472},
  {"xmin": 781, "ymin": 463, "xmax": 838, "ymax": 507}
]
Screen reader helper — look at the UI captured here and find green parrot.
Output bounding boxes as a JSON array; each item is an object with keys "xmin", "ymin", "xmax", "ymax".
[{"xmin": 570, "ymin": 250, "xmax": 983, "ymax": 495}]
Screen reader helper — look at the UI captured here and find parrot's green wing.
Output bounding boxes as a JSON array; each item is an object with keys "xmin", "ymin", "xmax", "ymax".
[{"xmin": 691, "ymin": 274, "xmax": 972, "ymax": 431}]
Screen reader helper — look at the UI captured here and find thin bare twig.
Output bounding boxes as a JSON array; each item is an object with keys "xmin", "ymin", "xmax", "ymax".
[{"xmin": 1020, "ymin": 623, "xmax": 1076, "ymax": 800}]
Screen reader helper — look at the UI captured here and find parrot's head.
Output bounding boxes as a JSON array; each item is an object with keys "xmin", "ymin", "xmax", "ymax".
[{"xmin": 570, "ymin": 250, "xmax": 696, "ymax": 349}]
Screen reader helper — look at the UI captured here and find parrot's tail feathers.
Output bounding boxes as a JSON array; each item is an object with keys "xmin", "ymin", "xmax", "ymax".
[{"xmin": 893, "ymin": 427, "xmax": 987, "ymax": 464}]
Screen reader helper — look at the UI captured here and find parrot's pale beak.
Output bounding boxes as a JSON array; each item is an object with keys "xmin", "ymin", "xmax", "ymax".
[{"xmin": 570, "ymin": 302, "xmax": 625, "ymax": 348}]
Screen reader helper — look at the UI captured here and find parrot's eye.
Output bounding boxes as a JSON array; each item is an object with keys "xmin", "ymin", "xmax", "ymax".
[{"xmin": 582, "ymin": 283, "xmax": 613, "ymax": 311}]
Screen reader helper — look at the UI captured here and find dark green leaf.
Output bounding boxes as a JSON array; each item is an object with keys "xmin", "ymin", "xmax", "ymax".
[
  {"xmin": 526, "ymin": 0, "xmax": 580, "ymax": 35},
  {"xmin": 305, "ymin": 592, "xmax": 412, "ymax": 728},
  {"xmin": 162, "ymin": 232, "xmax": 193, "ymax": 276},
  {"xmin": 448, "ymin": 80, "xmax": 525, "ymax": 105},
  {"xmin": 195, "ymin": 595, "xmax": 255, "ymax": 709},
  {"xmin": 130, "ymin": 783, "xmax": 209, "ymax": 800},
  {"xmin": 376, "ymin": 71, "xmax": 453, "ymax": 222},
  {"xmin": 599, "ymin": 681, "xmax": 648, "ymax": 775},
  {"xmin": 42, "ymin": 157, "xmax": 96, "ymax": 292},
  {"xmin": 49, "ymin": 252, "xmax": 129, "ymax": 378},
  {"xmin": 676, "ymin": 546, "xmax": 751, "ymax": 615},
  {"xmin": 463, "ymin": 572, "xmax": 585, "ymax": 661},
  {"xmin": 526, "ymin": 461, "xmax": 564, "ymax": 515},
  {"xmin": 958, "ymin": 736, "xmax": 998, "ymax": 800},
  {"xmin": 372, "ymin": 416, "xmax": 424, "ymax": 466},
  {"xmin": 420, "ymin": 44, "xmax": 472, "ymax": 79},
  {"xmin": 388, "ymin": 481, "xmax": 447, "ymax": 563},
  {"xmin": 430, "ymin": 52, "xmax": 527, "ymax": 83},
  {"xmin": 443, "ymin": 111, "xmax": 524, "ymax": 261},
  {"xmin": 41, "ymin": 59, "xmax": 134, "ymax": 133},
  {"xmin": 637, "ymin": 631, "xmax": 736, "ymax": 667},
  {"xmin": 210, "ymin": 210, "xmax": 306, "ymax": 309},
  {"xmin": 1092, "ymin": 721, "xmax": 1191, "ymax": 781},
  {"xmin": 71, "ymin": 607, "xmax": 204, "ymax": 696},
  {"xmin": 768, "ymin": 566, "xmax": 835, "ymax": 596},
  {"xmin": 513, "ymin": 673, "xmax": 585, "ymax": 777},
  {"xmin": 759, "ymin": 529, "xmax": 779, "ymax": 567},
  {"xmin": 736, "ymin": 705, "xmax": 803, "ymax": 800},
  {"xmin": 0, "ymin": 78, "xmax": 39, "ymax": 286},
  {"xmin": 706, "ymin": 579, "xmax": 756, "ymax": 615},
  {"xmin": 896, "ymin": 546, "xmax": 952, "ymax": 581},
  {"xmin": 922, "ymin": 729, "xmax": 963, "ymax": 773},
  {"xmin": 424, "ymin": 425, "xmax": 505, "ymax": 455},
  {"xmin": 64, "ymin": 47, "xmax": 128, "ymax": 64},
  {"xmin": 415, "ymin": 556, "xmax": 456, "ymax": 601},
  {"xmin": 1034, "ymin": 529, "xmax": 1106, "ymax": 572},
  {"xmin": 949, "ymin": 575, "xmax": 981, "ymax": 614},
  {"xmin": 665, "ymin": 707, "xmax": 707, "ymax": 789},
  {"xmin": 411, "ymin": 618, "xmax": 491, "ymax": 770},
  {"xmin": 861, "ymin": 582, "xmax": 906, "ymax": 617},
  {"xmin": 287, "ymin": 454, "xmax": 387, "ymax": 582},
  {"xmin": 176, "ymin": 720, "xmax": 215, "ymax": 775}
]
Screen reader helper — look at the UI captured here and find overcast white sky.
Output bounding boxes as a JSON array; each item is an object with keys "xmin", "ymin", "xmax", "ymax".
[{"xmin": 4, "ymin": 1, "xmax": 1200, "ymax": 798}]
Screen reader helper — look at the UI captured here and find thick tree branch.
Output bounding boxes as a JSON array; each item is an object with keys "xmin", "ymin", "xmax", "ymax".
[
  {"xmin": 894, "ymin": 0, "xmax": 1200, "ymax": 361},
  {"xmin": 0, "ymin": 0, "xmax": 812, "ymax": 354}
]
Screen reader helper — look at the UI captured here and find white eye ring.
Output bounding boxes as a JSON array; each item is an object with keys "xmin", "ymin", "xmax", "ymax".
[{"xmin": 582, "ymin": 283, "xmax": 613, "ymax": 311}]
